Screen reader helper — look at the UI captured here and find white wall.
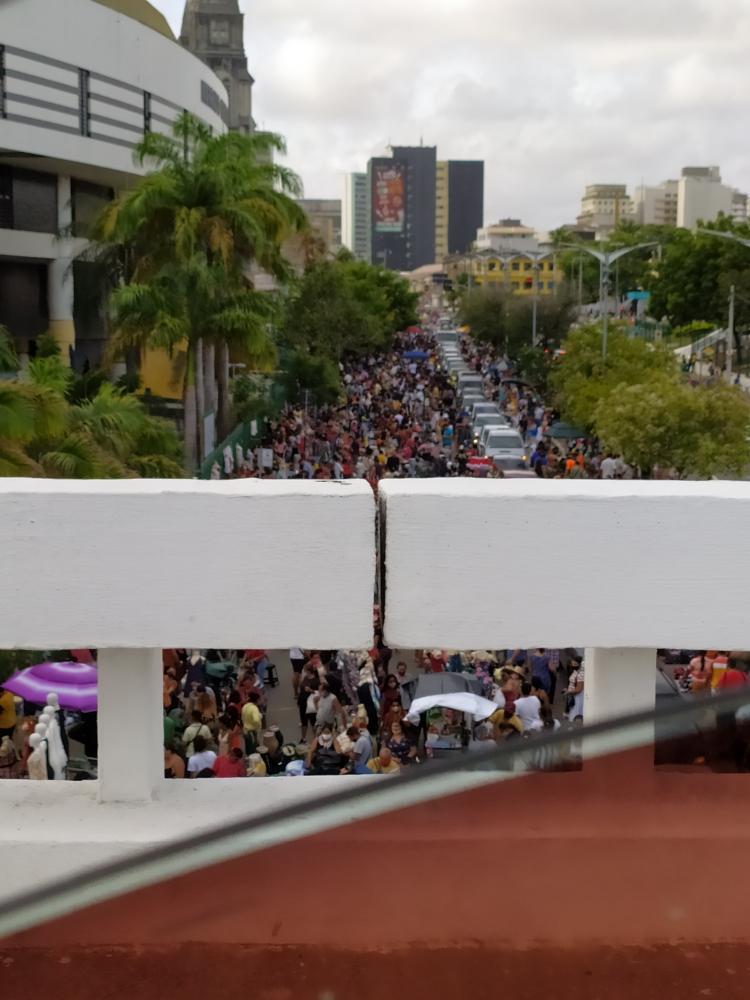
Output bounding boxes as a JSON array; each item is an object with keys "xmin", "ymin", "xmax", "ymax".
[
  {"xmin": 1, "ymin": 0, "xmax": 228, "ymax": 179},
  {"xmin": 678, "ymin": 176, "xmax": 734, "ymax": 229},
  {"xmin": 380, "ymin": 479, "xmax": 750, "ymax": 650}
]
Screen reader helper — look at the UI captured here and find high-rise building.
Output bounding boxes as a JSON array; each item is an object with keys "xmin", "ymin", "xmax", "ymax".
[
  {"xmin": 342, "ymin": 173, "xmax": 370, "ymax": 261},
  {"xmin": 390, "ymin": 145, "xmax": 437, "ymax": 269},
  {"xmin": 367, "ymin": 145, "xmax": 483, "ymax": 270},
  {"xmin": 180, "ymin": 0, "xmax": 254, "ymax": 134},
  {"xmin": 577, "ymin": 184, "xmax": 634, "ymax": 240},
  {"xmin": 445, "ymin": 160, "xmax": 484, "ymax": 256},
  {"xmin": 297, "ymin": 199, "xmax": 342, "ymax": 254},
  {"xmin": 677, "ymin": 167, "xmax": 746, "ymax": 229},
  {"xmin": 633, "ymin": 180, "xmax": 679, "ymax": 226}
]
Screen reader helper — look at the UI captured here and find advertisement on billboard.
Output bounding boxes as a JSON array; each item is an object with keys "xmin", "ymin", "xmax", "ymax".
[{"xmin": 373, "ymin": 164, "xmax": 405, "ymax": 233}]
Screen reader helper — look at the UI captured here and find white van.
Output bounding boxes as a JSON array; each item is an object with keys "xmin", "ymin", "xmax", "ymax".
[{"xmin": 481, "ymin": 427, "xmax": 527, "ymax": 467}]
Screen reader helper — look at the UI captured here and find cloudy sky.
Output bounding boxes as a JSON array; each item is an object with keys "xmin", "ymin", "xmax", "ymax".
[{"xmin": 154, "ymin": 0, "xmax": 750, "ymax": 230}]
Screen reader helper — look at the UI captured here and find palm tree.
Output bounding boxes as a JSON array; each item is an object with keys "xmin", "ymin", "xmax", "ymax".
[
  {"xmin": 0, "ymin": 352, "xmax": 184, "ymax": 480},
  {"xmin": 92, "ymin": 115, "xmax": 306, "ymax": 467}
]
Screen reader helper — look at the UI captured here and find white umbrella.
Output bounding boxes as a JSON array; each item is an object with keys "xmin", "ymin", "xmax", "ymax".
[{"xmin": 407, "ymin": 692, "xmax": 499, "ymax": 724}]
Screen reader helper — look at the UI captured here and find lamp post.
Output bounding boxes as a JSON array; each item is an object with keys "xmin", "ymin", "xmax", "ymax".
[
  {"xmin": 564, "ymin": 243, "xmax": 658, "ymax": 359},
  {"xmin": 522, "ymin": 250, "xmax": 552, "ymax": 348},
  {"xmin": 697, "ymin": 228, "xmax": 750, "ymax": 377}
]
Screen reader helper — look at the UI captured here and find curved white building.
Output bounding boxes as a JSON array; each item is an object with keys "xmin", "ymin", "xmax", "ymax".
[{"xmin": 0, "ymin": 0, "xmax": 228, "ymax": 367}]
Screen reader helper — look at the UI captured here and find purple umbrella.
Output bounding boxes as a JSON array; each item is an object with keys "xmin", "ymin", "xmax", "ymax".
[{"xmin": 3, "ymin": 661, "xmax": 98, "ymax": 712}]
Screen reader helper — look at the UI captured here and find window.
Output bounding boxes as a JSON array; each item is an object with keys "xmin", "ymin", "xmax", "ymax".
[
  {"xmin": 209, "ymin": 18, "xmax": 230, "ymax": 45},
  {"xmin": 511, "ymin": 262, "xmax": 520, "ymax": 271},
  {"xmin": 72, "ymin": 180, "xmax": 113, "ymax": 238},
  {"xmin": 523, "ymin": 262, "xmax": 532, "ymax": 271},
  {"xmin": 548, "ymin": 281, "xmax": 555, "ymax": 290},
  {"xmin": 547, "ymin": 261, "xmax": 555, "ymax": 270},
  {"xmin": 488, "ymin": 261, "xmax": 497, "ymax": 271},
  {"xmin": 12, "ymin": 169, "xmax": 57, "ymax": 233}
]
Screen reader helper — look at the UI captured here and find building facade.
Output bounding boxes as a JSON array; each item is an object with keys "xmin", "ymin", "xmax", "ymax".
[
  {"xmin": 297, "ymin": 199, "xmax": 342, "ymax": 254},
  {"xmin": 475, "ymin": 219, "xmax": 538, "ymax": 253},
  {"xmin": 577, "ymin": 183, "xmax": 634, "ymax": 239},
  {"xmin": 633, "ymin": 180, "xmax": 679, "ymax": 226},
  {"xmin": 677, "ymin": 166, "xmax": 745, "ymax": 229},
  {"xmin": 445, "ymin": 160, "xmax": 484, "ymax": 256},
  {"xmin": 341, "ymin": 172, "xmax": 370, "ymax": 261},
  {"xmin": 368, "ymin": 146, "xmax": 483, "ymax": 270},
  {"xmin": 446, "ymin": 248, "xmax": 563, "ymax": 297},
  {"xmin": 0, "ymin": 0, "xmax": 228, "ymax": 370},
  {"xmin": 180, "ymin": 0, "xmax": 254, "ymax": 134}
]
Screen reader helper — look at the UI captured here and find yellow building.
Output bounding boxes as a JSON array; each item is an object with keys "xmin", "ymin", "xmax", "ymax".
[{"xmin": 446, "ymin": 250, "xmax": 564, "ymax": 296}]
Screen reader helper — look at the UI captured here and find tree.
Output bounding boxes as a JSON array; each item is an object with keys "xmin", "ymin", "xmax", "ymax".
[
  {"xmin": 595, "ymin": 375, "xmax": 750, "ymax": 478},
  {"xmin": 0, "ymin": 355, "xmax": 183, "ymax": 479},
  {"xmin": 551, "ymin": 325, "xmax": 677, "ymax": 430},
  {"xmin": 90, "ymin": 115, "xmax": 305, "ymax": 468},
  {"xmin": 459, "ymin": 286, "xmax": 574, "ymax": 359},
  {"xmin": 279, "ymin": 257, "xmax": 418, "ymax": 366}
]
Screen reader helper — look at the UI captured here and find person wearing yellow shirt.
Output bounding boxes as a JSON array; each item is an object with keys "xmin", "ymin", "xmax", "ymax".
[
  {"xmin": 0, "ymin": 686, "xmax": 17, "ymax": 739},
  {"xmin": 367, "ymin": 747, "xmax": 401, "ymax": 775},
  {"xmin": 241, "ymin": 692, "xmax": 263, "ymax": 753}
]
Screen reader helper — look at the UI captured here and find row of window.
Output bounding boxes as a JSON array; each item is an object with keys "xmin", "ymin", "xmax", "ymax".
[
  {"xmin": 484, "ymin": 260, "xmax": 557, "ymax": 272},
  {"xmin": 0, "ymin": 166, "xmax": 112, "ymax": 235}
]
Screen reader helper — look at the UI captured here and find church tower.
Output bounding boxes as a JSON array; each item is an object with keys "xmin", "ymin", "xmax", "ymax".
[{"xmin": 180, "ymin": 1, "xmax": 255, "ymax": 134}]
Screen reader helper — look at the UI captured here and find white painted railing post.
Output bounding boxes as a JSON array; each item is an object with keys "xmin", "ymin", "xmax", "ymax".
[
  {"xmin": 583, "ymin": 647, "xmax": 656, "ymax": 760},
  {"xmin": 97, "ymin": 649, "xmax": 163, "ymax": 803}
]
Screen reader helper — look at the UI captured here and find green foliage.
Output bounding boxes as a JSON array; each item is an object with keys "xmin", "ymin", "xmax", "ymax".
[
  {"xmin": 280, "ymin": 258, "xmax": 418, "ymax": 365},
  {"xmin": 459, "ymin": 286, "xmax": 574, "ymax": 358},
  {"xmin": 35, "ymin": 332, "xmax": 63, "ymax": 359},
  {"xmin": 276, "ymin": 351, "xmax": 342, "ymax": 407},
  {"xmin": 551, "ymin": 325, "xmax": 677, "ymax": 430},
  {"xmin": 0, "ymin": 326, "xmax": 19, "ymax": 372},
  {"xmin": 231, "ymin": 374, "xmax": 282, "ymax": 425},
  {"xmin": 558, "ymin": 217, "xmax": 750, "ymax": 331},
  {"xmin": 0, "ymin": 370, "xmax": 184, "ymax": 480},
  {"xmin": 595, "ymin": 375, "xmax": 750, "ymax": 478}
]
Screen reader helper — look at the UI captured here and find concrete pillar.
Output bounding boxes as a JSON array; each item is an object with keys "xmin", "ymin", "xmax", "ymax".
[
  {"xmin": 48, "ymin": 175, "xmax": 75, "ymax": 364},
  {"xmin": 583, "ymin": 647, "xmax": 656, "ymax": 762},
  {"xmin": 97, "ymin": 649, "xmax": 163, "ymax": 803}
]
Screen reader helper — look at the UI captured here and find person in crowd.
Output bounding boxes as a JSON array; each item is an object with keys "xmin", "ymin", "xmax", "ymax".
[
  {"xmin": 306, "ymin": 726, "xmax": 346, "ymax": 775},
  {"xmin": 382, "ymin": 717, "xmax": 417, "ymax": 766},
  {"xmin": 182, "ymin": 710, "xmax": 212, "ymax": 758},
  {"xmin": 340, "ymin": 724, "xmax": 373, "ymax": 774},
  {"xmin": 0, "ymin": 685, "xmax": 17, "ymax": 741},
  {"xmin": 241, "ymin": 691, "xmax": 263, "ymax": 753},
  {"xmin": 380, "ymin": 674, "xmax": 402, "ymax": 720},
  {"xmin": 164, "ymin": 745, "xmax": 185, "ymax": 779},
  {"xmin": 514, "ymin": 681, "xmax": 543, "ymax": 732},
  {"xmin": 565, "ymin": 658, "xmax": 585, "ymax": 721},
  {"xmin": 187, "ymin": 735, "xmax": 217, "ymax": 777},
  {"xmin": 213, "ymin": 746, "xmax": 247, "ymax": 778},
  {"xmin": 314, "ymin": 681, "xmax": 346, "ymax": 734},
  {"xmin": 368, "ymin": 747, "xmax": 401, "ymax": 774}
]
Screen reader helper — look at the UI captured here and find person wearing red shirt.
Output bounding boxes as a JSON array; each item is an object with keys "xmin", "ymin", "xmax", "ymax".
[
  {"xmin": 213, "ymin": 748, "xmax": 247, "ymax": 778},
  {"xmin": 717, "ymin": 659, "xmax": 748, "ymax": 690}
]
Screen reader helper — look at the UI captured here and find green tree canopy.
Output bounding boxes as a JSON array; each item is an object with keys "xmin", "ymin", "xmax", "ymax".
[
  {"xmin": 595, "ymin": 375, "xmax": 750, "ymax": 479},
  {"xmin": 551, "ymin": 325, "xmax": 677, "ymax": 430},
  {"xmin": 459, "ymin": 286, "xmax": 574, "ymax": 359}
]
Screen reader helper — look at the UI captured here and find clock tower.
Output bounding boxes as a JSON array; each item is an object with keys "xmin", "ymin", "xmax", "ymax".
[{"xmin": 180, "ymin": 0, "xmax": 255, "ymax": 134}]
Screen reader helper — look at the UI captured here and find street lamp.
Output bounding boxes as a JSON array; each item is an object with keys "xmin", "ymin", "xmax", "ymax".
[
  {"xmin": 697, "ymin": 228, "xmax": 748, "ymax": 378},
  {"xmin": 564, "ymin": 242, "xmax": 658, "ymax": 359},
  {"xmin": 521, "ymin": 250, "xmax": 552, "ymax": 348}
]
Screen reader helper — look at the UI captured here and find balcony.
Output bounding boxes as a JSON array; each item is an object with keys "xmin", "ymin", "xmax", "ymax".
[{"xmin": 2, "ymin": 477, "xmax": 750, "ymax": 995}]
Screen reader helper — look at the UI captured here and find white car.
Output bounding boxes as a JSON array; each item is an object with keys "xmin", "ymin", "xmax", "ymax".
[{"xmin": 481, "ymin": 428, "xmax": 527, "ymax": 467}]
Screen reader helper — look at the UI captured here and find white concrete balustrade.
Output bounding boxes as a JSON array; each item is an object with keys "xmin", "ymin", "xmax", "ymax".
[{"xmin": 2, "ymin": 477, "xmax": 749, "ymax": 901}]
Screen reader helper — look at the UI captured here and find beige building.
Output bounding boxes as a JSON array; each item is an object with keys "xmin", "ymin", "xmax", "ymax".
[
  {"xmin": 633, "ymin": 180, "xmax": 679, "ymax": 226},
  {"xmin": 297, "ymin": 199, "xmax": 342, "ymax": 254},
  {"xmin": 577, "ymin": 184, "xmax": 634, "ymax": 239},
  {"xmin": 475, "ymin": 219, "xmax": 538, "ymax": 253},
  {"xmin": 435, "ymin": 161, "xmax": 449, "ymax": 261}
]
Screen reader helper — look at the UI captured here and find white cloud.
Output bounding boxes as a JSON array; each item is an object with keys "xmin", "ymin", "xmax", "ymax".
[{"xmin": 153, "ymin": 0, "xmax": 750, "ymax": 229}]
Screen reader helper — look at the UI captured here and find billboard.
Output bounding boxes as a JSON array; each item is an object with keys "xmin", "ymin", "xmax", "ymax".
[{"xmin": 373, "ymin": 163, "xmax": 405, "ymax": 233}]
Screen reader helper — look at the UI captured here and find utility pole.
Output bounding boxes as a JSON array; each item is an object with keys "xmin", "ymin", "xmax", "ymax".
[{"xmin": 728, "ymin": 284, "xmax": 736, "ymax": 379}]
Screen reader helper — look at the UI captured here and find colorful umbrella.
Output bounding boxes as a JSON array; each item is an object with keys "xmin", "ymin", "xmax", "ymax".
[{"xmin": 3, "ymin": 661, "xmax": 98, "ymax": 712}]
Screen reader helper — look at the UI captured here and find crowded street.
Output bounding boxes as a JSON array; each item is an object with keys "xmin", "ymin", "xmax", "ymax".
[{"xmin": 2, "ymin": 322, "xmax": 748, "ymax": 781}]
